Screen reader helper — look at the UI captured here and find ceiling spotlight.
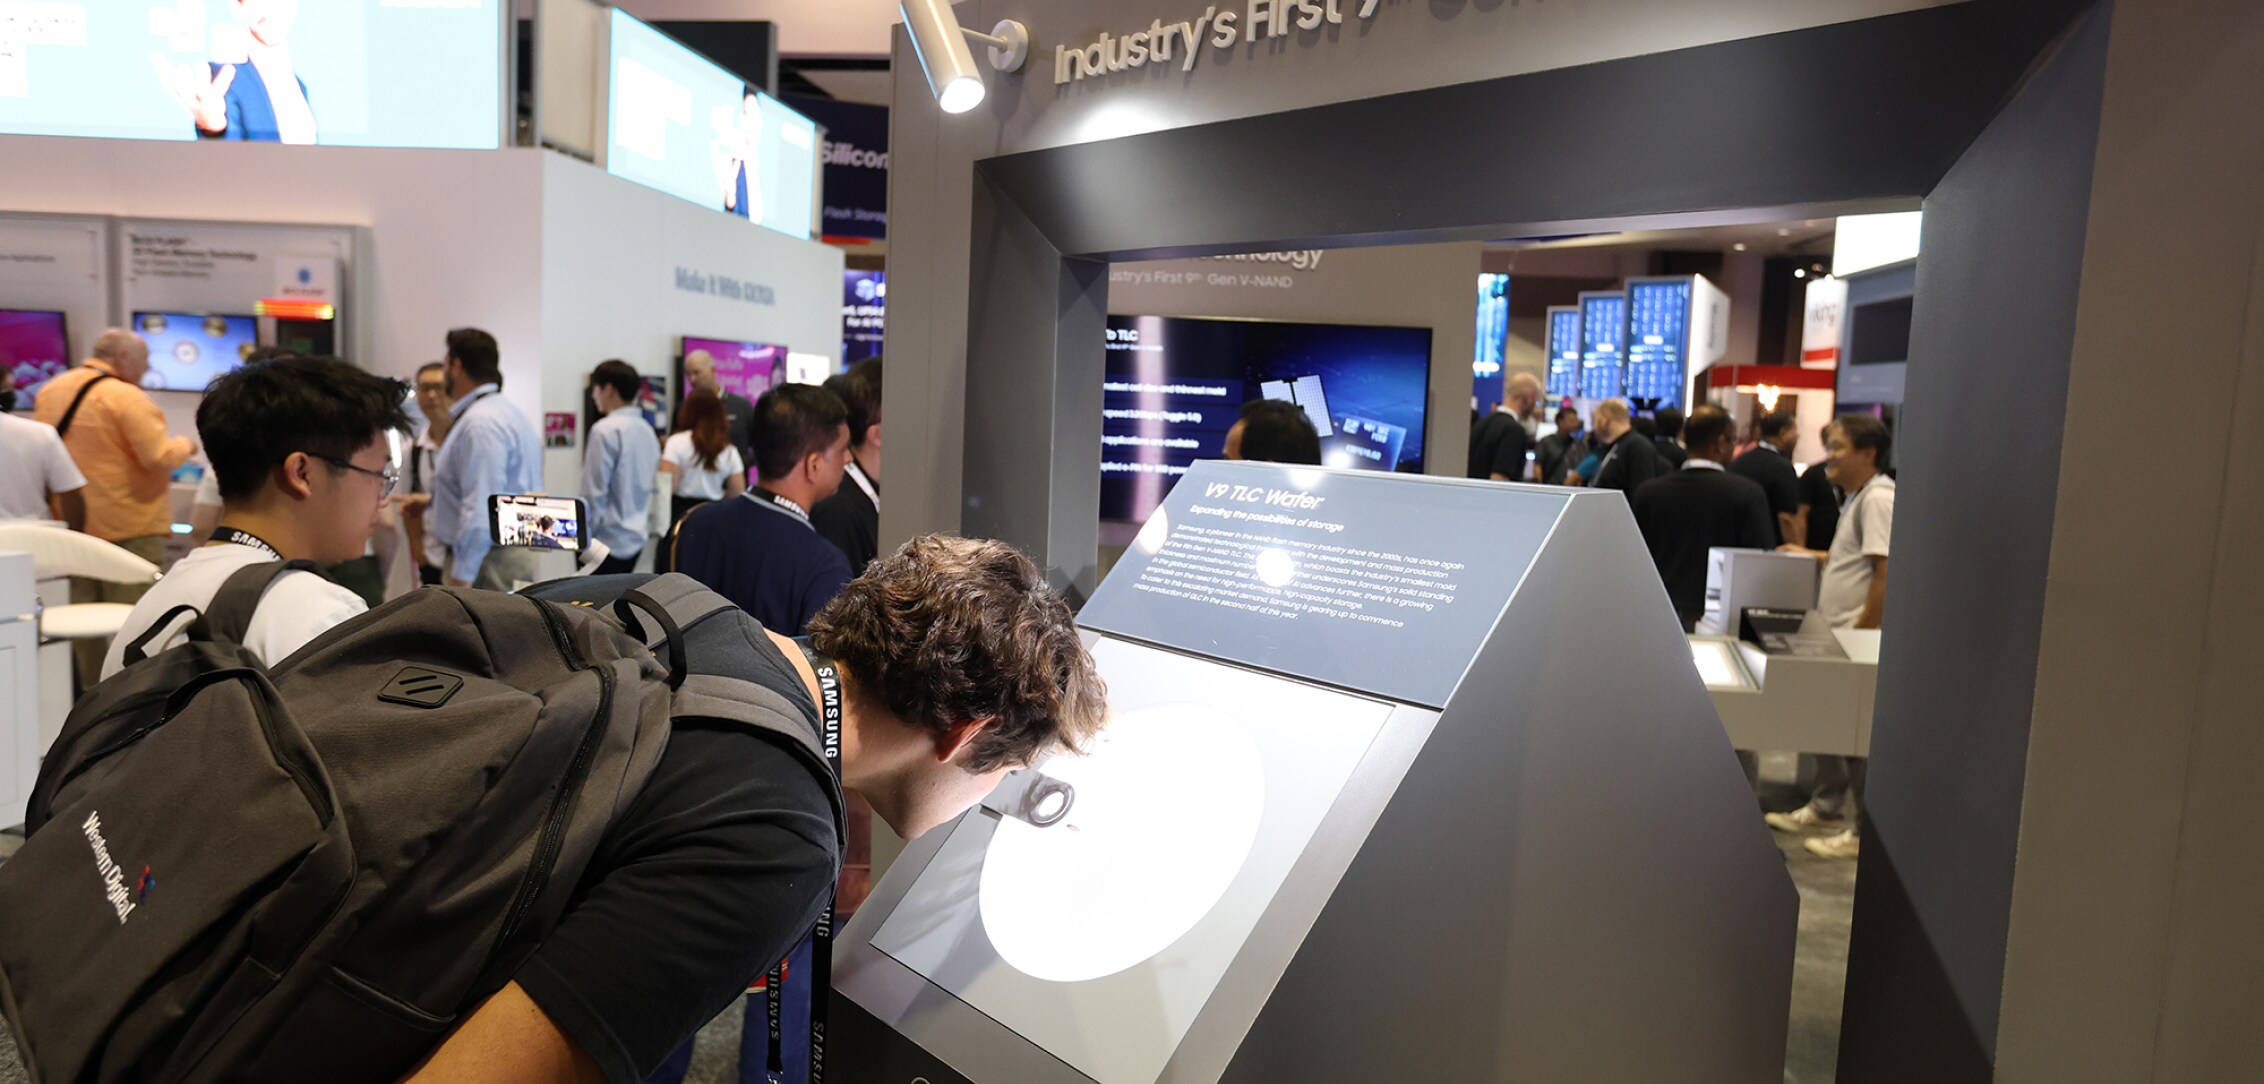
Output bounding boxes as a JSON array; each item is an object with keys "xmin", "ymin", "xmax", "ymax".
[
  {"xmin": 902, "ymin": 0, "xmax": 1030, "ymax": 115},
  {"xmin": 1794, "ymin": 268, "xmax": 1807, "ymax": 279},
  {"xmin": 1732, "ymin": 242, "xmax": 1747, "ymax": 252}
]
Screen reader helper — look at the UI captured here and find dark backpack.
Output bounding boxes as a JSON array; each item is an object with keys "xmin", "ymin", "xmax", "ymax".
[{"xmin": 0, "ymin": 572, "xmax": 842, "ymax": 1084}]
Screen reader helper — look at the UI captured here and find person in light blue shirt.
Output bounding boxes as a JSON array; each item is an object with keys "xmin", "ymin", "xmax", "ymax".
[
  {"xmin": 581, "ymin": 360, "xmax": 662, "ymax": 574},
  {"xmin": 429, "ymin": 328, "xmax": 542, "ymax": 586}
]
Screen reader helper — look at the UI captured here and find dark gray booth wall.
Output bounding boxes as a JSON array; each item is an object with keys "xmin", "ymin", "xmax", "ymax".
[{"xmin": 885, "ymin": 0, "xmax": 2264, "ymax": 1077}]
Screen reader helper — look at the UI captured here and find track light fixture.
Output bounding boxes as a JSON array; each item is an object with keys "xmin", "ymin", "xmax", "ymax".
[{"xmin": 901, "ymin": 0, "xmax": 1029, "ymax": 114}]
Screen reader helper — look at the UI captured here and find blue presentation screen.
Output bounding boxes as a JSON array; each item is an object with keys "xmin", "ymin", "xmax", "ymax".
[
  {"xmin": 1546, "ymin": 308, "xmax": 1581, "ymax": 401},
  {"xmin": 1624, "ymin": 280, "xmax": 1691, "ymax": 406},
  {"xmin": 0, "ymin": 1, "xmax": 501, "ymax": 148},
  {"xmin": 607, "ymin": 10, "xmax": 818, "ymax": 239},
  {"xmin": 1578, "ymin": 293, "xmax": 1625, "ymax": 399},
  {"xmin": 134, "ymin": 311, "xmax": 256, "ymax": 392},
  {"xmin": 1472, "ymin": 274, "xmax": 1508, "ymax": 409},
  {"xmin": 1101, "ymin": 315, "xmax": 1432, "ymax": 523}
]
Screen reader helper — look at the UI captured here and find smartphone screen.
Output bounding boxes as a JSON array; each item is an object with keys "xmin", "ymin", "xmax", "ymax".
[{"xmin": 489, "ymin": 494, "xmax": 586, "ymax": 553}]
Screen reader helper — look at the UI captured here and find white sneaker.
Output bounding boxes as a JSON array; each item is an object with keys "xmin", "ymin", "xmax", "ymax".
[
  {"xmin": 1804, "ymin": 828, "xmax": 1860, "ymax": 860},
  {"xmin": 1763, "ymin": 804, "xmax": 1848, "ymax": 833}
]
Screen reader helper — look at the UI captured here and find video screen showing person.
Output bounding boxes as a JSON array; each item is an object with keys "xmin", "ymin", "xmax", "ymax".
[
  {"xmin": 605, "ymin": 9, "xmax": 818, "ymax": 238},
  {"xmin": 491, "ymin": 495, "xmax": 584, "ymax": 552},
  {"xmin": 133, "ymin": 311, "xmax": 257, "ymax": 392},
  {"xmin": 0, "ymin": 1, "xmax": 503, "ymax": 148},
  {"xmin": 0, "ymin": 310, "xmax": 71, "ymax": 403},
  {"xmin": 679, "ymin": 337, "xmax": 784, "ymax": 402},
  {"xmin": 1100, "ymin": 314, "xmax": 1433, "ymax": 522}
]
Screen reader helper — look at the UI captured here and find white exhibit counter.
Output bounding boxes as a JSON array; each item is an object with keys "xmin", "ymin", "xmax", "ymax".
[{"xmin": 1694, "ymin": 629, "xmax": 1879, "ymax": 757}]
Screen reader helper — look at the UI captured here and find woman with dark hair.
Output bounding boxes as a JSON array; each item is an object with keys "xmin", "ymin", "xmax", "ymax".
[{"xmin": 656, "ymin": 389, "xmax": 746, "ymax": 572}]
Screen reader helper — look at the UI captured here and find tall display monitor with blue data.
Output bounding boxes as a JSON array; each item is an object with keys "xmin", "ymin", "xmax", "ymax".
[
  {"xmin": 1578, "ymin": 291, "xmax": 1625, "ymax": 399},
  {"xmin": 1472, "ymin": 274, "xmax": 1509, "ymax": 409},
  {"xmin": 1624, "ymin": 279, "xmax": 1690, "ymax": 407},
  {"xmin": 606, "ymin": 10, "xmax": 819, "ymax": 239},
  {"xmin": 1545, "ymin": 306, "xmax": 1582, "ymax": 401},
  {"xmin": 0, "ymin": 1, "xmax": 502, "ymax": 148},
  {"xmin": 1100, "ymin": 315, "xmax": 1431, "ymax": 523}
]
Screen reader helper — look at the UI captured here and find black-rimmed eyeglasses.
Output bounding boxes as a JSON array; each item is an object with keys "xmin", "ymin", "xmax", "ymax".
[{"xmin": 317, "ymin": 455, "xmax": 399, "ymax": 498}]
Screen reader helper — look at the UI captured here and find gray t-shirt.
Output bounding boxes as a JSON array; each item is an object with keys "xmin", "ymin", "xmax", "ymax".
[{"xmin": 1818, "ymin": 473, "xmax": 1894, "ymax": 628}]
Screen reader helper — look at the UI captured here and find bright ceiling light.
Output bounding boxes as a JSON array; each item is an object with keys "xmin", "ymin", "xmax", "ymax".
[{"xmin": 902, "ymin": 0, "xmax": 1028, "ymax": 115}]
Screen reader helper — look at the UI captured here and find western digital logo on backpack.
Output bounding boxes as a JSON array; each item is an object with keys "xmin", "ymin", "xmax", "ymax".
[{"xmin": 82, "ymin": 811, "xmax": 139, "ymax": 924}]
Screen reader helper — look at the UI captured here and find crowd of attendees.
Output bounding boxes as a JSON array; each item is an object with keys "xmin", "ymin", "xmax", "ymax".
[{"xmin": 1470, "ymin": 387, "xmax": 1896, "ymax": 861}]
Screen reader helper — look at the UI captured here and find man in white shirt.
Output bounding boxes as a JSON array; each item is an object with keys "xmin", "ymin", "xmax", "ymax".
[
  {"xmin": 582, "ymin": 360, "xmax": 662, "ymax": 574},
  {"xmin": 429, "ymin": 328, "xmax": 542, "ymax": 587},
  {"xmin": 0, "ymin": 371, "xmax": 87, "ymax": 527},
  {"xmin": 1763, "ymin": 414, "xmax": 1895, "ymax": 858},
  {"xmin": 397, "ymin": 361, "xmax": 456, "ymax": 585},
  {"xmin": 102, "ymin": 356, "xmax": 407, "ymax": 679}
]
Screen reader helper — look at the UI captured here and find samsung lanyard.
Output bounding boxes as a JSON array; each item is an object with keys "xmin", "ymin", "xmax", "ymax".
[
  {"xmin": 750, "ymin": 488, "xmax": 812, "ymax": 526},
  {"xmin": 209, "ymin": 527, "xmax": 282, "ymax": 560},
  {"xmin": 767, "ymin": 641, "xmax": 844, "ymax": 1083}
]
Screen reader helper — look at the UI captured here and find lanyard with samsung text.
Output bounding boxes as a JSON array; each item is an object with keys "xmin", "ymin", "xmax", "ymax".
[
  {"xmin": 766, "ymin": 639, "xmax": 843, "ymax": 1083},
  {"xmin": 752, "ymin": 488, "xmax": 812, "ymax": 526},
  {"xmin": 210, "ymin": 527, "xmax": 283, "ymax": 560}
]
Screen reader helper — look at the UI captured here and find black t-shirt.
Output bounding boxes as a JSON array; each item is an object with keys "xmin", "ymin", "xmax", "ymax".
[
  {"xmin": 1591, "ymin": 432, "xmax": 1668, "ymax": 494},
  {"xmin": 1730, "ymin": 445, "xmax": 1802, "ymax": 540},
  {"xmin": 810, "ymin": 470, "xmax": 880, "ymax": 575},
  {"xmin": 1654, "ymin": 437, "xmax": 1689, "ymax": 470},
  {"xmin": 511, "ymin": 600, "xmax": 838, "ymax": 1084},
  {"xmin": 1536, "ymin": 432, "xmax": 1582, "ymax": 485},
  {"xmin": 1467, "ymin": 411, "xmax": 1532, "ymax": 480},
  {"xmin": 1800, "ymin": 462, "xmax": 1842, "ymax": 551},
  {"xmin": 1631, "ymin": 467, "xmax": 1778, "ymax": 628}
]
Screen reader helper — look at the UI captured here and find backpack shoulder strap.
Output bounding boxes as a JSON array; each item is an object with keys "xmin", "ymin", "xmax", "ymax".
[
  {"xmin": 189, "ymin": 559, "xmax": 331, "ymax": 649},
  {"xmin": 671, "ymin": 664, "xmax": 847, "ymax": 848},
  {"xmin": 53, "ymin": 372, "xmax": 112, "ymax": 437}
]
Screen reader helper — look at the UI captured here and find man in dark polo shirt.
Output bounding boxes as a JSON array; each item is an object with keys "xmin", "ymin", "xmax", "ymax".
[
  {"xmin": 1587, "ymin": 397, "xmax": 1669, "ymax": 495},
  {"xmin": 1631, "ymin": 404, "xmax": 1777, "ymax": 630},
  {"xmin": 672, "ymin": 383, "xmax": 854, "ymax": 635},
  {"xmin": 1731, "ymin": 409, "xmax": 1804, "ymax": 545},
  {"xmin": 1468, "ymin": 372, "xmax": 1543, "ymax": 481}
]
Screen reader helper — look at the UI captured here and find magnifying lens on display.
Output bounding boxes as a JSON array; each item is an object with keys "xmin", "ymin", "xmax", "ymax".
[{"xmin": 980, "ymin": 768, "xmax": 1077, "ymax": 829}]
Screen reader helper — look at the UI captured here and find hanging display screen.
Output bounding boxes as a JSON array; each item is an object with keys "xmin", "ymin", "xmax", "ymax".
[
  {"xmin": 605, "ymin": 9, "xmax": 818, "ymax": 239},
  {"xmin": 1101, "ymin": 314, "xmax": 1432, "ymax": 523},
  {"xmin": 1578, "ymin": 292, "xmax": 1625, "ymax": 399},
  {"xmin": 1545, "ymin": 306, "xmax": 1581, "ymax": 401},
  {"xmin": 1624, "ymin": 279, "xmax": 1691, "ymax": 406},
  {"xmin": 0, "ymin": 1, "xmax": 502, "ymax": 148}
]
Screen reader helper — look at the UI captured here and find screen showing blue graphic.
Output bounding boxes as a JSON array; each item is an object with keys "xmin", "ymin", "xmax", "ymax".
[
  {"xmin": 843, "ymin": 270, "xmax": 885, "ymax": 364},
  {"xmin": 133, "ymin": 311, "xmax": 256, "ymax": 392},
  {"xmin": 1546, "ymin": 308, "xmax": 1581, "ymax": 401},
  {"xmin": 1624, "ymin": 279, "xmax": 1691, "ymax": 407},
  {"xmin": 1579, "ymin": 293, "xmax": 1625, "ymax": 399},
  {"xmin": 0, "ymin": 1, "xmax": 501, "ymax": 148},
  {"xmin": 1473, "ymin": 274, "xmax": 1509, "ymax": 409},
  {"xmin": 1101, "ymin": 314, "xmax": 1432, "ymax": 523},
  {"xmin": 607, "ymin": 10, "xmax": 818, "ymax": 238}
]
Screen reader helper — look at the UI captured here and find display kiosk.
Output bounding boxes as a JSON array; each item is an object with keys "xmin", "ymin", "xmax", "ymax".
[
  {"xmin": 1544, "ymin": 304, "xmax": 1581, "ymax": 402},
  {"xmin": 1622, "ymin": 274, "xmax": 1730, "ymax": 410},
  {"xmin": 833, "ymin": 462, "xmax": 1797, "ymax": 1083},
  {"xmin": 1576, "ymin": 289, "xmax": 1626, "ymax": 400}
]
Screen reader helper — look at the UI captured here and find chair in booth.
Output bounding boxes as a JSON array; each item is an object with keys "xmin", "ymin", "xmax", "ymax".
[{"xmin": 0, "ymin": 524, "xmax": 161, "ymax": 735}]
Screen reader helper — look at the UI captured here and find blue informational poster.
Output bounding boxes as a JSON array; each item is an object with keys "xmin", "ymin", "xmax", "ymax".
[
  {"xmin": 843, "ymin": 270, "xmax": 884, "ymax": 364},
  {"xmin": 0, "ymin": 1, "xmax": 501, "ymax": 148},
  {"xmin": 790, "ymin": 95, "xmax": 888, "ymax": 240},
  {"xmin": 1101, "ymin": 315, "xmax": 1432, "ymax": 523},
  {"xmin": 1624, "ymin": 279, "xmax": 1692, "ymax": 407},
  {"xmin": 1578, "ymin": 293, "xmax": 1625, "ymax": 399},
  {"xmin": 1472, "ymin": 274, "xmax": 1508, "ymax": 409},
  {"xmin": 606, "ymin": 10, "xmax": 818, "ymax": 238},
  {"xmin": 134, "ymin": 311, "xmax": 256, "ymax": 392},
  {"xmin": 1545, "ymin": 307, "xmax": 1581, "ymax": 402}
]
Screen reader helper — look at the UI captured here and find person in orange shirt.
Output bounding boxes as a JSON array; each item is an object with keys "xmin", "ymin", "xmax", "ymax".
[{"xmin": 34, "ymin": 328, "xmax": 200, "ymax": 682}]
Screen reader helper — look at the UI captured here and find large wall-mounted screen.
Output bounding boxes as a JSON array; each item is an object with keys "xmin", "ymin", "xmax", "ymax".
[
  {"xmin": 1101, "ymin": 314, "xmax": 1432, "ymax": 523},
  {"xmin": 0, "ymin": 1, "xmax": 502, "ymax": 148},
  {"xmin": 1, "ymin": 310, "xmax": 70, "ymax": 403},
  {"xmin": 1545, "ymin": 306, "xmax": 1581, "ymax": 402},
  {"xmin": 133, "ymin": 311, "xmax": 256, "ymax": 391},
  {"xmin": 606, "ymin": 10, "xmax": 818, "ymax": 239},
  {"xmin": 677, "ymin": 336, "xmax": 784, "ymax": 403}
]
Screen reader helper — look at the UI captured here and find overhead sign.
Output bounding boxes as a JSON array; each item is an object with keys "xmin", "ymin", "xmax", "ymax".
[
  {"xmin": 1801, "ymin": 276, "xmax": 1847, "ymax": 368},
  {"xmin": 1054, "ymin": 0, "xmax": 1385, "ymax": 85},
  {"xmin": 789, "ymin": 95, "xmax": 888, "ymax": 240}
]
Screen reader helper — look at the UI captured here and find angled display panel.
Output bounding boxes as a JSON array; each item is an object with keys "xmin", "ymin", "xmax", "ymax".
[
  {"xmin": 837, "ymin": 463, "xmax": 1799, "ymax": 1084},
  {"xmin": 0, "ymin": 1, "xmax": 503, "ymax": 148},
  {"xmin": 1577, "ymin": 290, "xmax": 1625, "ymax": 399},
  {"xmin": 605, "ymin": 10, "xmax": 819, "ymax": 238}
]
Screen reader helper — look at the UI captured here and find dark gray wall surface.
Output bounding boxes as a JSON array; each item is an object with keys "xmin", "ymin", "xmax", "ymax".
[
  {"xmin": 977, "ymin": 2, "xmax": 2090, "ymax": 262},
  {"xmin": 1837, "ymin": 8, "xmax": 2111, "ymax": 1080}
]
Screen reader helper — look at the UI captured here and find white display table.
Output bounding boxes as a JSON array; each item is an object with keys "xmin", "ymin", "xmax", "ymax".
[{"xmin": 1695, "ymin": 629, "xmax": 1879, "ymax": 757}]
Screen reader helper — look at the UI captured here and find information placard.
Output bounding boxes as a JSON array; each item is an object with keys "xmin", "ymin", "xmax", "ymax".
[{"xmin": 1081, "ymin": 461, "xmax": 1568, "ymax": 707}]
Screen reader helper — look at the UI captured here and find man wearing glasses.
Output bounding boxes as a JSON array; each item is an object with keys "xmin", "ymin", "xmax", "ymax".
[{"xmin": 100, "ymin": 355, "xmax": 408, "ymax": 679}]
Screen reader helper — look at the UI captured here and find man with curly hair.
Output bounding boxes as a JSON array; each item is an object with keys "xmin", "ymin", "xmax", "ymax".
[{"xmin": 405, "ymin": 535, "xmax": 1109, "ymax": 1084}]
